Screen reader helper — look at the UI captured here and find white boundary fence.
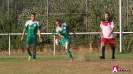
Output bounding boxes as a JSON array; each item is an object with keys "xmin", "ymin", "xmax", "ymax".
[{"xmin": 1, "ymin": 32, "xmax": 133, "ymax": 55}]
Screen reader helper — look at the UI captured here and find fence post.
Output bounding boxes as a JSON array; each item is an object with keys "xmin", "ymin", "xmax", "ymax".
[
  {"xmin": 85, "ymin": 0, "xmax": 88, "ymax": 31},
  {"xmin": 8, "ymin": 34, "xmax": 11, "ymax": 55},
  {"xmin": 7, "ymin": 0, "xmax": 10, "ymax": 19},
  {"xmin": 46, "ymin": 0, "xmax": 49, "ymax": 32},
  {"xmin": 119, "ymin": 0, "xmax": 122, "ymax": 52},
  {"xmin": 53, "ymin": 33, "xmax": 56, "ymax": 55},
  {"xmin": 126, "ymin": 0, "xmax": 128, "ymax": 26}
]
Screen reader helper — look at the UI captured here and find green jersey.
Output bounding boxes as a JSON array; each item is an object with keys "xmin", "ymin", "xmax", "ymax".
[
  {"xmin": 24, "ymin": 20, "xmax": 41, "ymax": 38},
  {"xmin": 56, "ymin": 22, "xmax": 71, "ymax": 46},
  {"xmin": 56, "ymin": 22, "xmax": 71, "ymax": 40}
]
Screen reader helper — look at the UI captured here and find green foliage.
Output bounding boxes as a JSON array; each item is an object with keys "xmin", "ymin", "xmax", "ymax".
[{"xmin": 0, "ymin": 0, "xmax": 133, "ymax": 53}]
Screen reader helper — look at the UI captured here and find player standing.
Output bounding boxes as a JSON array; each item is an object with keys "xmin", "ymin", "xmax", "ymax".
[
  {"xmin": 21, "ymin": 13, "xmax": 42, "ymax": 61},
  {"xmin": 99, "ymin": 12, "xmax": 116, "ymax": 59},
  {"xmin": 55, "ymin": 19, "xmax": 76, "ymax": 62}
]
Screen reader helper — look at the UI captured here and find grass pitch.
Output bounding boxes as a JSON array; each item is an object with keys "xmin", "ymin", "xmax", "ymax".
[{"xmin": 0, "ymin": 53, "xmax": 132, "ymax": 74}]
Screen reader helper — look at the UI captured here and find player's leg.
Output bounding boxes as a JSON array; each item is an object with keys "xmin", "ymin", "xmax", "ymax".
[
  {"xmin": 111, "ymin": 45, "xmax": 115, "ymax": 59},
  {"xmin": 60, "ymin": 38, "xmax": 74, "ymax": 62},
  {"xmin": 99, "ymin": 37, "xmax": 107, "ymax": 59},
  {"xmin": 26, "ymin": 44, "xmax": 32, "ymax": 56},
  {"xmin": 65, "ymin": 40, "xmax": 74, "ymax": 62},
  {"xmin": 109, "ymin": 38, "xmax": 116, "ymax": 59},
  {"xmin": 33, "ymin": 45, "xmax": 36, "ymax": 60},
  {"xmin": 26, "ymin": 38, "xmax": 32, "ymax": 61},
  {"xmin": 32, "ymin": 37, "xmax": 37, "ymax": 60}
]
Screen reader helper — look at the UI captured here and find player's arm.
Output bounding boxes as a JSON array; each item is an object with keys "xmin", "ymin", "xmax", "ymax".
[
  {"xmin": 21, "ymin": 21, "xmax": 28, "ymax": 41},
  {"xmin": 69, "ymin": 28, "xmax": 76, "ymax": 38},
  {"xmin": 108, "ymin": 27, "xmax": 115, "ymax": 37},
  {"xmin": 38, "ymin": 30, "xmax": 41, "ymax": 38},
  {"xmin": 21, "ymin": 29, "xmax": 26, "ymax": 41},
  {"xmin": 58, "ymin": 34, "xmax": 64, "ymax": 38},
  {"xmin": 100, "ymin": 27, "xmax": 103, "ymax": 37},
  {"xmin": 37, "ymin": 22, "xmax": 42, "ymax": 42},
  {"xmin": 56, "ymin": 27, "xmax": 64, "ymax": 38},
  {"xmin": 38, "ymin": 30, "xmax": 42, "ymax": 42},
  {"xmin": 108, "ymin": 21, "xmax": 115, "ymax": 37},
  {"xmin": 100, "ymin": 21, "xmax": 103, "ymax": 37}
]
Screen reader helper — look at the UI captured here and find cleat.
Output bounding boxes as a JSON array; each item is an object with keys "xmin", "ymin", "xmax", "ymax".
[
  {"xmin": 69, "ymin": 59, "xmax": 74, "ymax": 63},
  {"xmin": 99, "ymin": 56, "xmax": 105, "ymax": 59},
  {"xmin": 33, "ymin": 59, "xmax": 36, "ymax": 61},
  {"xmin": 111, "ymin": 57, "xmax": 115, "ymax": 59},
  {"xmin": 28, "ymin": 56, "xmax": 31, "ymax": 61}
]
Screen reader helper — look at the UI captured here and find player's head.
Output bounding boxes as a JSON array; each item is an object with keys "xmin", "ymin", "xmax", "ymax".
[
  {"xmin": 55, "ymin": 19, "xmax": 61, "ymax": 26},
  {"xmin": 30, "ymin": 13, "xmax": 35, "ymax": 21},
  {"xmin": 104, "ymin": 12, "xmax": 110, "ymax": 20}
]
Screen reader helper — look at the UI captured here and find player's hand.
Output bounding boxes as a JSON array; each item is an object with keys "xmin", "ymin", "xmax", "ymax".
[
  {"xmin": 61, "ymin": 35, "xmax": 64, "ymax": 38},
  {"xmin": 100, "ymin": 32, "xmax": 103, "ymax": 37},
  {"xmin": 21, "ymin": 37, "xmax": 24, "ymax": 41},
  {"xmin": 73, "ymin": 34, "xmax": 76, "ymax": 38},
  {"xmin": 39, "ymin": 38, "xmax": 42, "ymax": 42},
  {"xmin": 58, "ymin": 34, "xmax": 64, "ymax": 38},
  {"xmin": 108, "ymin": 34, "xmax": 111, "ymax": 37}
]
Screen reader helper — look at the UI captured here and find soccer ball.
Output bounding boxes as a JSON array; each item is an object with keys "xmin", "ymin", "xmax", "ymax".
[{"xmin": 54, "ymin": 39, "xmax": 60, "ymax": 45}]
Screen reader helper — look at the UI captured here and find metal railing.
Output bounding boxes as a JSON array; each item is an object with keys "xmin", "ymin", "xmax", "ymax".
[{"xmin": 1, "ymin": 32, "xmax": 133, "ymax": 55}]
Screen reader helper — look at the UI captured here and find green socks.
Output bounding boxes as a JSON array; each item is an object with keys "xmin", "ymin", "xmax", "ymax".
[
  {"xmin": 33, "ymin": 52, "xmax": 36, "ymax": 59},
  {"xmin": 27, "ymin": 50, "xmax": 32, "ymax": 56},
  {"xmin": 66, "ymin": 50, "xmax": 73, "ymax": 59},
  {"xmin": 27, "ymin": 50, "xmax": 36, "ymax": 60}
]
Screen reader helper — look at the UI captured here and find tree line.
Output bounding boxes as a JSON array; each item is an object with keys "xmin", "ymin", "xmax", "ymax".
[{"xmin": 0, "ymin": 0, "xmax": 133, "ymax": 53}]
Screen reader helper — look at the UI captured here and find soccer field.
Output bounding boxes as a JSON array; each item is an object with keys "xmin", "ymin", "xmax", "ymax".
[{"xmin": 0, "ymin": 54, "xmax": 132, "ymax": 74}]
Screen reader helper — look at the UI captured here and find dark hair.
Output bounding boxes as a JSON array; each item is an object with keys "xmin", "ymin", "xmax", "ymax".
[
  {"xmin": 30, "ymin": 13, "xmax": 35, "ymax": 16},
  {"xmin": 105, "ymin": 12, "xmax": 110, "ymax": 16},
  {"xmin": 55, "ymin": 19, "xmax": 61, "ymax": 22}
]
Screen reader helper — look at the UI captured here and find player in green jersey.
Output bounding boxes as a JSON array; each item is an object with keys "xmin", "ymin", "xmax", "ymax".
[
  {"xmin": 21, "ymin": 13, "xmax": 42, "ymax": 61},
  {"xmin": 55, "ymin": 19, "xmax": 76, "ymax": 62}
]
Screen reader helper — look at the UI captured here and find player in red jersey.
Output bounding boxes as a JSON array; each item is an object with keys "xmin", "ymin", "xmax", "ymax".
[{"xmin": 99, "ymin": 12, "xmax": 116, "ymax": 59}]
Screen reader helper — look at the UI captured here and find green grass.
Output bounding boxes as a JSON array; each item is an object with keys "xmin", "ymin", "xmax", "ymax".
[{"xmin": 0, "ymin": 53, "xmax": 132, "ymax": 74}]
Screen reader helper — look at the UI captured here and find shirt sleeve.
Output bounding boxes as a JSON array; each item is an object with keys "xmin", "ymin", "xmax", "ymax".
[
  {"xmin": 100, "ymin": 21, "xmax": 102, "ymax": 28},
  {"xmin": 56, "ymin": 27, "xmax": 60, "ymax": 34},
  {"xmin": 24, "ymin": 21, "xmax": 28, "ymax": 30},
  {"xmin": 37, "ymin": 22, "xmax": 41, "ymax": 30},
  {"xmin": 111, "ymin": 21, "xmax": 115, "ymax": 28},
  {"xmin": 62, "ymin": 22, "xmax": 70, "ymax": 29}
]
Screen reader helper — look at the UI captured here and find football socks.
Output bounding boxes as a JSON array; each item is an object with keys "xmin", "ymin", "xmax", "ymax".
[
  {"xmin": 33, "ymin": 52, "xmax": 36, "ymax": 59},
  {"xmin": 101, "ymin": 46, "xmax": 105, "ymax": 57},
  {"xmin": 111, "ymin": 46, "xmax": 115, "ymax": 58},
  {"xmin": 27, "ymin": 50, "xmax": 32, "ymax": 57},
  {"xmin": 66, "ymin": 50, "xmax": 73, "ymax": 59}
]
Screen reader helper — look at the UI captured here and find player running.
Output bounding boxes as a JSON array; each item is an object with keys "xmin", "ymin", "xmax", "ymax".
[
  {"xmin": 21, "ymin": 13, "xmax": 42, "ymax": 61},
  {"xmin": 99, "ymin": 12, "xmax": 116, "ymax": 59},
  {"xmin": 55, "ymin": 19, "xmax": 76, "ymax": 62}
]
